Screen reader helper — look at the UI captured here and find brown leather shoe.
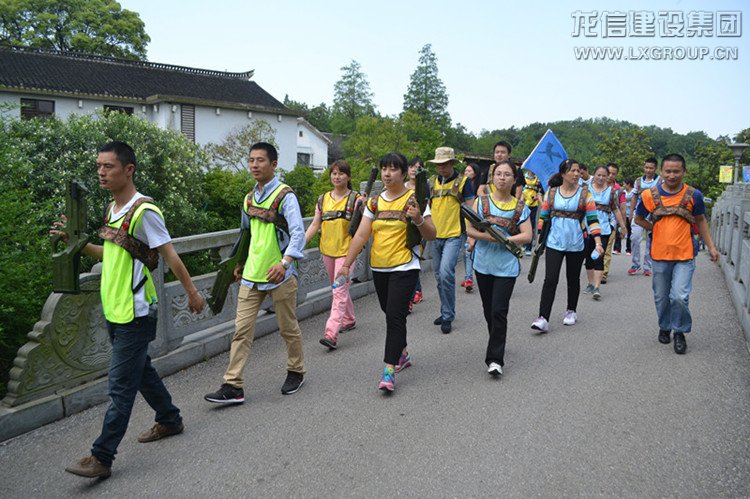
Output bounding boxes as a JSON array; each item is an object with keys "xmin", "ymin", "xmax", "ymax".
[
  {"xmin": 137, "ymin": 422, "xmax": 184, "ymax": 443},
  {"xmin": 65, "ymin": 455, "xmax": 111, "ymax": 478}
]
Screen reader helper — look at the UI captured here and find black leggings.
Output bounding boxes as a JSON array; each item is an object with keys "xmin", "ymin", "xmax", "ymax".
[
  {"xmin": 539, "ymin": 247, "xmax": 585, "ymax": 320},
  {"xmin": 584, "ymin": 234, "xmax": 610, "ymax": 271},
  {"xmin": 373, "ymin": 270, "xmax": 419, "ymax": 365},
  {"xmin": 475, "ymin": 272, "xmax": 516, "ymax": 367}
]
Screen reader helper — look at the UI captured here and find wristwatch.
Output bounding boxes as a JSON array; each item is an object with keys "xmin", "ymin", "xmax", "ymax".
[{"xmin": 281, "ymin": 259, "xmax": 291, "ymax": 270}]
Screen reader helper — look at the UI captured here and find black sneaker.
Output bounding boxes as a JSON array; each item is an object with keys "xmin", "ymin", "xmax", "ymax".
[
  {"xmin": 658, "ymin": 329, "xmax": 671, "ymax": 344},
  {"xmin": 441, "ymin": 321, "xmax": 452, "ymax": 334},
  {"xmin": 673, "ymin": 333, "xmax": 687, "ymax": 354},
  {"xmin": 204, "ymin": 383, "xmax": 244, "ymax": 404},
  {"xmin": 281, "ymin": 371, "xmax": 304, "ymax": 395},
  {"xmin": 433, "ymin": 316, "xmax": 444, "ymax": 325}
]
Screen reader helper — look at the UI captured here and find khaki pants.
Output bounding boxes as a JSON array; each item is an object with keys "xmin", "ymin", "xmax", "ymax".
[
  {"xmin": 602, "ymin": 228, "xmax": 616, "ymax": 278},
  {"xmin": 223, "ymin": 277, "xmax": 305, "ymax": 388}
]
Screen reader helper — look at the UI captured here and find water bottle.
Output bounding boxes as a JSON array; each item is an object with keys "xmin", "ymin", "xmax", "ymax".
[
  {"xmin": 332, "ymin": 275, "xmax": 348, "ymax": 289},
  {"xmin": 591, "ymin": 249, "xmax": 600, "ymax": 260}
]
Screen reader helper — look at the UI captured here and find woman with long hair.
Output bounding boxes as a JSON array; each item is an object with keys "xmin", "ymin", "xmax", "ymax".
[
  {"xmin": 305, "ymin": 160, "xmax": 362, "ymax": 350},
  {"xmin": 531, "ymin": 159, "xmax": 602, "ymax": 333},
  {"xmin": 338, "ymin": 153, "xmax": 437, "ymax": 393},
  {"xmin": 583, "ymin": 166, "xmax": 628, "ymax": 300},
  {"xmin": 467, "ymin": 160, "xmax": 532, "ymax": 376}
]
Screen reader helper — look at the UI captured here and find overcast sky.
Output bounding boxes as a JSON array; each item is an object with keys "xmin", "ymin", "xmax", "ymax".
[{"xmin": 121, "ymin": 0, "xmax": 749, "ymax": 140}]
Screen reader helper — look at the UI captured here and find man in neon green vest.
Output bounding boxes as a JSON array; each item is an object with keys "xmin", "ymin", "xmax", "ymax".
[
  {"xmin": 59, "ymin": 141, "xmax": 205, "ymax": 479},
  {"xmin": 205, "ymin": 142, "xmax": 306, "ymax": 404}
]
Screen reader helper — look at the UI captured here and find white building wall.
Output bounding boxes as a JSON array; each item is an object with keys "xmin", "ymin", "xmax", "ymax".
[
  {"xmin": 0, "ymin": 92, "xmax": 298, "ymax": 171},
  {"xmin": 194, "ymin": 106, "xmax": 298, "ymax": 170},
  {"xmin": 296, "ymin": 121, "xmax": 329, "ymax": 169},
  {"xmin": 0, "ymin": 93, "xmax": 152, "ymax": 122}
]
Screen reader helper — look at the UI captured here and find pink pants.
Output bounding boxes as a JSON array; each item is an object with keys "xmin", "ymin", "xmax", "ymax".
[{"xmin": 323, "ymin": 255, "xmax": 356, "ymax": 341}]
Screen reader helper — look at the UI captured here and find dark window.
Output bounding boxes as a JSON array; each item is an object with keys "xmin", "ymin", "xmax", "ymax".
[
  {"xmin": 20, "ymin": 98, "xmax": 54, "ymax": 120},
  {"xmin": 181, "ymin": 104, "xmax": 195, "ymax": 143},
  {"xmin": 299, "ymin": 130, "xmax": 303, "ymax": 137},
  {"xmin": 297, "ymin": 153, "xmax": 311, "ymax": 166},
  {"xmin": 104, "ymin": 105, "xmax": 134, "ymax": 115}
]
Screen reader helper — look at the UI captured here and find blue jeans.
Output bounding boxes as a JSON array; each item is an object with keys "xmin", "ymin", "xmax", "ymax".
[
  {"xmin": 91, "ymin": 316, "xmax": 181, "ymax": 467},
  {"xmin": 431, "ymin": 236, "xmax": 463, "ymax": 322},
  {"xmin": 651, "ymin": 259, "xmax": 696, "ymax": 334}
]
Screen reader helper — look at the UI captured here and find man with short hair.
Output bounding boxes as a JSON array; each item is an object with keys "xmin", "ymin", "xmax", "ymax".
[
  {"xmin": 629, "ymin": 157, "xmax": 661, "ymax": 276},
  {"xmin": 634, "ymin": 153, "xmax": 719, "ymax": 354},
  {"xmin": 478, "ymin": 140, "xmax": 512, "ymax": 196},
  {"xmin": 601, "ymin": 163, "xmax": 627, "ymax": 282},
  {"xmin": 428, "ymin": 147, "xmax": 476, "ymax": 334},
  {"xmin": 60, "ymin": 141, "xmax": 205, "ymax": 478},
  {"xmin": 205, "ymin": 142, "xmax": 306, "ymax": 404}
]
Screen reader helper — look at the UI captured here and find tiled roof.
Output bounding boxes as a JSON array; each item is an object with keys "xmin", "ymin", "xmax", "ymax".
[{"xmin": 0, "ymin": 46, "xmax": 287, "ymax": 111}]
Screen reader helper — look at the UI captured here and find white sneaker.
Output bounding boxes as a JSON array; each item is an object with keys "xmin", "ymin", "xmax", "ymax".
[
  {"xmin": 563, "ymin": 310, "xmax": 577, "ymax": 326},
  {"xmin": 531, "ymin": 316, "xmax": 549, "ymax": 333},
  {"xmin": 488, "ymin": 362, "xmax": 503, "ymax": 376}
]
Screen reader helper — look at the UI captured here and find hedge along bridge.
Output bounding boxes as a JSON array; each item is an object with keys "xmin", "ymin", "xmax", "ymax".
[{"xmin": 0, "ymin": 203, "xmax": 405, "ymax": 442}]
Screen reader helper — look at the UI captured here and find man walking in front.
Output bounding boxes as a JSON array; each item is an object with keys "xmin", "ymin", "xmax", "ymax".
[
  {"xmin": 428, "ymin": 147, "xmax": 476, "ymax": 334},
  {"xmin": 629, "ymin": 157, "xmax": 661, "ymax": 276},
  {"xmin": 634, "ymin": 153, "xmax": 719, "ymax": 354},
  {"xmin": 204, "ymin": 142, "xmax": 306, "ymax": 404},
  {"xmin": 61, "ymin": 141, "xmax": 205, "ymax": 478}
]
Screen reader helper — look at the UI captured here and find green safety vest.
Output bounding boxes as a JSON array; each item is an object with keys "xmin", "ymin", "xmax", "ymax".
[
  {"xmin": 242, "ymin": 183, "xmax": 292, "ymax": 282},
  {"xmin": 101, "ymin": 202, "xmax": 161, "ymax": 323}
]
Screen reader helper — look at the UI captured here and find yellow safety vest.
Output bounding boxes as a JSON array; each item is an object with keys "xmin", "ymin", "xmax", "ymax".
[
  {"xmin": 369, "ymin": 191, "xmax": 414, "ymax": 269},
  {"xmin": 101, "ymin": 202, "xmax": 160, "ymax": 323}
]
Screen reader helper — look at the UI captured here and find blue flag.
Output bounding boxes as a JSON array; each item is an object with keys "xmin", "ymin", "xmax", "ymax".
[{"xmin": 521, "ymin": 130, "xmax": 568, "ymax": 191}]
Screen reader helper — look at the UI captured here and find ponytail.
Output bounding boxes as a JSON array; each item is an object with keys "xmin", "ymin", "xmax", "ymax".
[{"xmin": 548, "ymin": 173, "xmax": 563, "ymax": 188}]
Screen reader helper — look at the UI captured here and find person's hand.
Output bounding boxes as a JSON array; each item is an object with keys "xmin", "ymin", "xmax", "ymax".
[
  {"xmin": 187, "ymin": 290, "xmax": 206, "ymax": 314},
  {"xmin": 336, "ymin": 264, "xmax": 350, "ymax": 281},
  {"xmin": 620, "ymin": 226, "xmax": 628, "ymax": 239},
  {"xmin": 406, "ymin": 202, "xmax": 423, "ymax": 225},
  {"xmin": 266, "ymin": 262, "xmax": 286, "ymax": 284},
  {"xmin": 595, "ymin": 242, "xmax": 604, "ymax": 254},
  {"xmin": 466, "ymin": 237, "xmax": 476, "ymax": 252},
  {"xmin": 49, "ymin": 214, "xmax": 69, "ymax": 243},
  {"xmin": 709, "ymin": 247, "xmax": 720, "ymax": 263},
  {"xmin": 233, "ymin": 265, "xmax": 243, "ymax": 282}
]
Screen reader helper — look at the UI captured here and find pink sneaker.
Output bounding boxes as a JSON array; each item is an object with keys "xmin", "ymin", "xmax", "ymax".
[
  {"xmin": 395, "ymin": 352, "xmax": 412, "ymax": 372},
  {"xmin": 378, "ymin": 366, "xmax": 395, "ymax": 392}
]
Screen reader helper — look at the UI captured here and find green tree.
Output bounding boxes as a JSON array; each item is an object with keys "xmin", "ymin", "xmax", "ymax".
[
  {"xmin": 403, "ymin": 44, "xmax": 451, "ymax": 135},
  {"xmin": 330, "ymin": 60, "xmax": 376, "ymax": 135},
  {"xmin": 592, "ymin": 125, "xmax": 653, "ymax": 180},
  {"xmin": 281, "ymin": 164, "xmax": 318, "ymax": 216},
  {"xmin": 444, "ymin": 123, "xmax": 476, "ymax": 153},
  {"xmin": 203, "ymin": 168, "xmax": 254, "ymax": 230},
  {"xmin": 692, "ymin": 139, "xmax": 733, "ymax": 198},
  {"xmin": 204, "ymin": 121, "xmax": 278, "ymax": 172},
  {"xmin": 0, "ymin": 0, "xmax": 150, "ymax": 60},
  {"xmin": 283, "ymin": 95, "xmax": 332, "ymax": 132}
]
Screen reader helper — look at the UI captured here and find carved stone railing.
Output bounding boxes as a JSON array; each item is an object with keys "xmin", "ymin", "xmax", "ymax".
[{"xmin": 711, "ymin": 183, "xmax": 750, "ymax": 346}]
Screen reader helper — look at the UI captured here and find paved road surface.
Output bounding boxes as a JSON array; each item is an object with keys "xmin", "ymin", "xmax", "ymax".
[{"xmin": 1, "ymin": 251, "xmax": 748, "ymax": 497}]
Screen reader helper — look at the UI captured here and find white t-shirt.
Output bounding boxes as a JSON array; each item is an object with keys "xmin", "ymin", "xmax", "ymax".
[
  {"xmin": 107, "ymin": 192, "xmax": 170, "ymax": 317},
  {"xmin": 363, "ymin": 191, "xmax": 431, "ymax": 272}
]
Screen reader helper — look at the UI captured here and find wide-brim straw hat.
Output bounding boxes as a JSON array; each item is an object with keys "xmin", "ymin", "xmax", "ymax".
[{"xmin": 427, "ymin": 147, "xmax": 456, "ymax": 164}]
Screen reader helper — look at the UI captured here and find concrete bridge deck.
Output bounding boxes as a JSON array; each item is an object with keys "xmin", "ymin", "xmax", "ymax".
[{"xmin": 1, "ymin": 252, "xmax": 748, "ymax": 496}]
